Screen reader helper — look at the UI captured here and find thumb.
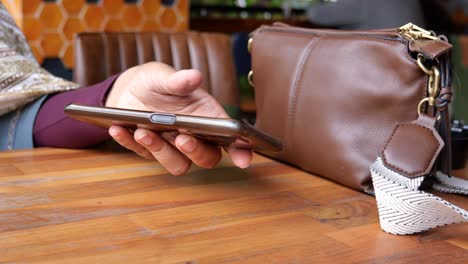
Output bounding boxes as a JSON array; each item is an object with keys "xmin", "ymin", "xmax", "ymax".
[
  {"xmin": 162, "ymin": 69, "xmax": 203, "ymax": 96},
  {"xmin": 144, "ymin": 62, "xmax": 203, "ymax": 96}
]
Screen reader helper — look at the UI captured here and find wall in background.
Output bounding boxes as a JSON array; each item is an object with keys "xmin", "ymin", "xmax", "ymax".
[{"xmin": 2, "ymin": 0, "xmax": 189, "ymax": 71}]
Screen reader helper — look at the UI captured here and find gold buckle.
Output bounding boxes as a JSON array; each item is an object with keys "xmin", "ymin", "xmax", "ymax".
[{"xmin": 417, "ymin": 55, "xmax": 441, "ymax": 115}]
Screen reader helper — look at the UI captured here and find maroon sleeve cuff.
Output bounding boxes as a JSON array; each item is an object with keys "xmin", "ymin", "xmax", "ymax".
[{"xmin": 33, "ymin": 75, "xmax": 120, "ymax": 148}]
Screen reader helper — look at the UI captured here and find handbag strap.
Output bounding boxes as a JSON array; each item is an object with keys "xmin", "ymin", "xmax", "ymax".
[
  {"xmin": 371, "ymin": 158, "xmax": 468, "ymax": 235},
  {"xmin": 370, "ymin": 95, "xmax": 467, "ymax": 235},
  {"xmin": 436, "ymin": 53, "xmax": 453, "ymax": 176},
  {"xmin": 433, "ymin": 172, "xmax": 468, "ymax": 195}
]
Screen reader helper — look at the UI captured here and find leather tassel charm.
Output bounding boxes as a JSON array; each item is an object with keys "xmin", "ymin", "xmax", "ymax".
[{"xmin": 370, "ymin": 115, "xmax": 468, "ymax": 235}]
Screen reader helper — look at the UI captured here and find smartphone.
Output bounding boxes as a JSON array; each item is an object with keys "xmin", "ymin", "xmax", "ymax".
[{"xmin": 64, "ymin": 104, "xmax": 283, "ymax": 152}]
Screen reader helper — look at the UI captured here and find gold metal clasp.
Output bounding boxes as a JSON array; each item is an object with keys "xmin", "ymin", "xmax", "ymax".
[
  {"xmin": 427, "ymin": 66, "xmax": 440, "ymax": 100},
  {"xmin": 247, "ymin": 38, "xmax": 253, "ymax": 53},
  {"xmin": 248, "ymin": 70, "xmax": 254, "ymax": 87},
  {"xmin": 417, "ymin": 56, "xmax": 441, "ymax": 115},
  {"xmin": 417, "ymin": 55, "xmax": 433, "ymax": 75},
  {"xmin": 398, "ymin": 23, "xmax": 438, "ymax": 41}
]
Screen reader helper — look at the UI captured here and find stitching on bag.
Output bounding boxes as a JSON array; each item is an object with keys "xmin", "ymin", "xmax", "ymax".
[
  {"xmin": 381, "ymin": 123, "xmax": 440, "ymax": 176},
  {"xmin": 263, "ymin": 28, "xmax": 418, "ymax": 66},
  {"xmin": 285, "ymin": 37, "xmax": 320, "ymax": 151},
  {"xmin": 262, "ymin": 29, "xmax": 419, "ymax": 70}
]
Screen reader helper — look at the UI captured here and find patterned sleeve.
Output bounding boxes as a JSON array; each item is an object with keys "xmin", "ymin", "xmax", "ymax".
[{"xmin": 0, "ymin": 3, "xmax": 79, "ymax": 117}]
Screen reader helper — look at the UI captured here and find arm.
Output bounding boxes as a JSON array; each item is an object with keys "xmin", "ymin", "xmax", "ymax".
[{"xmin": 33, "ymin": 75, "xmax": 119, "ymax": 148}]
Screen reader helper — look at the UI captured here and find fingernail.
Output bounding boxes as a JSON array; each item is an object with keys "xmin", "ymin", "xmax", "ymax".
[
  {"xmin": 234, "ymin": 159, "xmax": 250, "ymax": 169},
  {"xmin": 179, "ymin": 135, "xmax": 196, "ymax": 153},
  {"xmin": 137, "ymin": 132, "xmax": 152, "ymax": 145},
  {"xmin": 109, "ymin": 128, "xmax": 118, "ymax": 137},
  {"xmin": 232, "ymin": 153, "xmax": 251, "ymax": 169}
]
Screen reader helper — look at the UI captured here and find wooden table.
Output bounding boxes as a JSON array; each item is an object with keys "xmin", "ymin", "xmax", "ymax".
[{"xmin": 0, "ymin": 148, "xmax": 467, "ymax": 263}]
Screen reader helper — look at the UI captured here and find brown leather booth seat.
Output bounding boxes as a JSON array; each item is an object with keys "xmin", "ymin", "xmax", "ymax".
[{"xmin": 73, "ymin": 31, "xmax": 239, "ymax": 108}]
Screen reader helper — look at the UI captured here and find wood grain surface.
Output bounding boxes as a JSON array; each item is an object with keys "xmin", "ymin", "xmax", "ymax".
[{"xmin": 0, "ymin": 148, "xmax": 466, "ymax": 263}]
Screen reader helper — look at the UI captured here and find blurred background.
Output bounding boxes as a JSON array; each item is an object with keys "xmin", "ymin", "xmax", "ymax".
[{"xmin": 2, "ymin": 0, "xmax": 468, "ymax": 164}]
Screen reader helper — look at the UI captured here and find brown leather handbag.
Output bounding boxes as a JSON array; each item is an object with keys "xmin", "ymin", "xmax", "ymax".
[
  {"xmin": 249, "ymin": 23, "xmax": 452, "ymax": 192},
  {"xmin": 248, "ymin": 23, "xmax": 468, "ymax": 235}
]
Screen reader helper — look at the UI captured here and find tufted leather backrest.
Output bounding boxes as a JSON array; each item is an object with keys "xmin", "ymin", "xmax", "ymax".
[{"xmin": 73, "ymin": 31, "xmax": 239, "ymax": 108}]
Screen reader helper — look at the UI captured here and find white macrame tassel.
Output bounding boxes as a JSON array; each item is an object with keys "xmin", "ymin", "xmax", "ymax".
[{"xmin": 370, "ymin": 158, "xmax": 468, "ymax": 235}]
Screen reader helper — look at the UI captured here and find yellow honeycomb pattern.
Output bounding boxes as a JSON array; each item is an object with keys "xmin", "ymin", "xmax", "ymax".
[{"xmin": 3, "ymin": 0, "xmax": 189, "ymax": 68}]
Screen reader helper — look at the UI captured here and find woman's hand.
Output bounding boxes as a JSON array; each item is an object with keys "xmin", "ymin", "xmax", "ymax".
[{"xmin": 105, "ymin": 62, "xmax": 252, "ymax": 175}]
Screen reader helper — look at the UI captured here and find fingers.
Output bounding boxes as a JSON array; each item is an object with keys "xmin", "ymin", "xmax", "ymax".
[
  {"xmin": 134, "ymin": 128, "xmax": 191, "ymax": 176},
  {"xmin": 226, "ymin": 146, "xmax": 253, "ymax": 169},
  {"xmin": 109, "ymin": 126, "xmax": 153, "ymax": 160},
  {"xmin": 175, "ymin": 134, "xmax": 222, "ymax": 169},
  {"xmin": 110, "ymin": 124, "xmax": 250, "ymax": 175}
]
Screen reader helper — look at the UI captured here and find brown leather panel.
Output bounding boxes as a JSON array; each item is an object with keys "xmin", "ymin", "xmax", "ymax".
[
  {"xmin": 152, "ymin": 33, "xmax": 172, "ymax": 65},
  {"xmin": 102, "ymin": 34, "xmax": 121, "ymax": 76},
  {"xmin": 73, "ymin": 31, "xmax": 239, "ymax": 107},
  {"xmin": 136, "ymin": 33, "xmax": 155, "ymax": 64},
  {"xmin": 380, "ymin": 115, "xmax": 444, "ymax": 178},
  {"xmin": 253, "ymin": 32, "xmax": 314, "ymax": 142},
  {"xmin": 118, "ymin": 33, "xmax": 139, "ymax": 70},
  {"xmin": 409, "ymin": 39, "xmax": 452, "ymax": 59},
  {"xmin": 252, "ymin": 26, "xmax": 428, "ymax": 190},
  {"xmin": 186, "ymin": 32, "xmax": 210, "ymax": 92},
  {"xmin": 74, "ymin": 34, "xmax": 106, "ymax": 88},
  {"xmin": 202, "ymin": 33, "xmax": 239, "ymax": 106},
  {"xmin": 169, "ymin": 33, "xmax": 190, "ymax": 71}
]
